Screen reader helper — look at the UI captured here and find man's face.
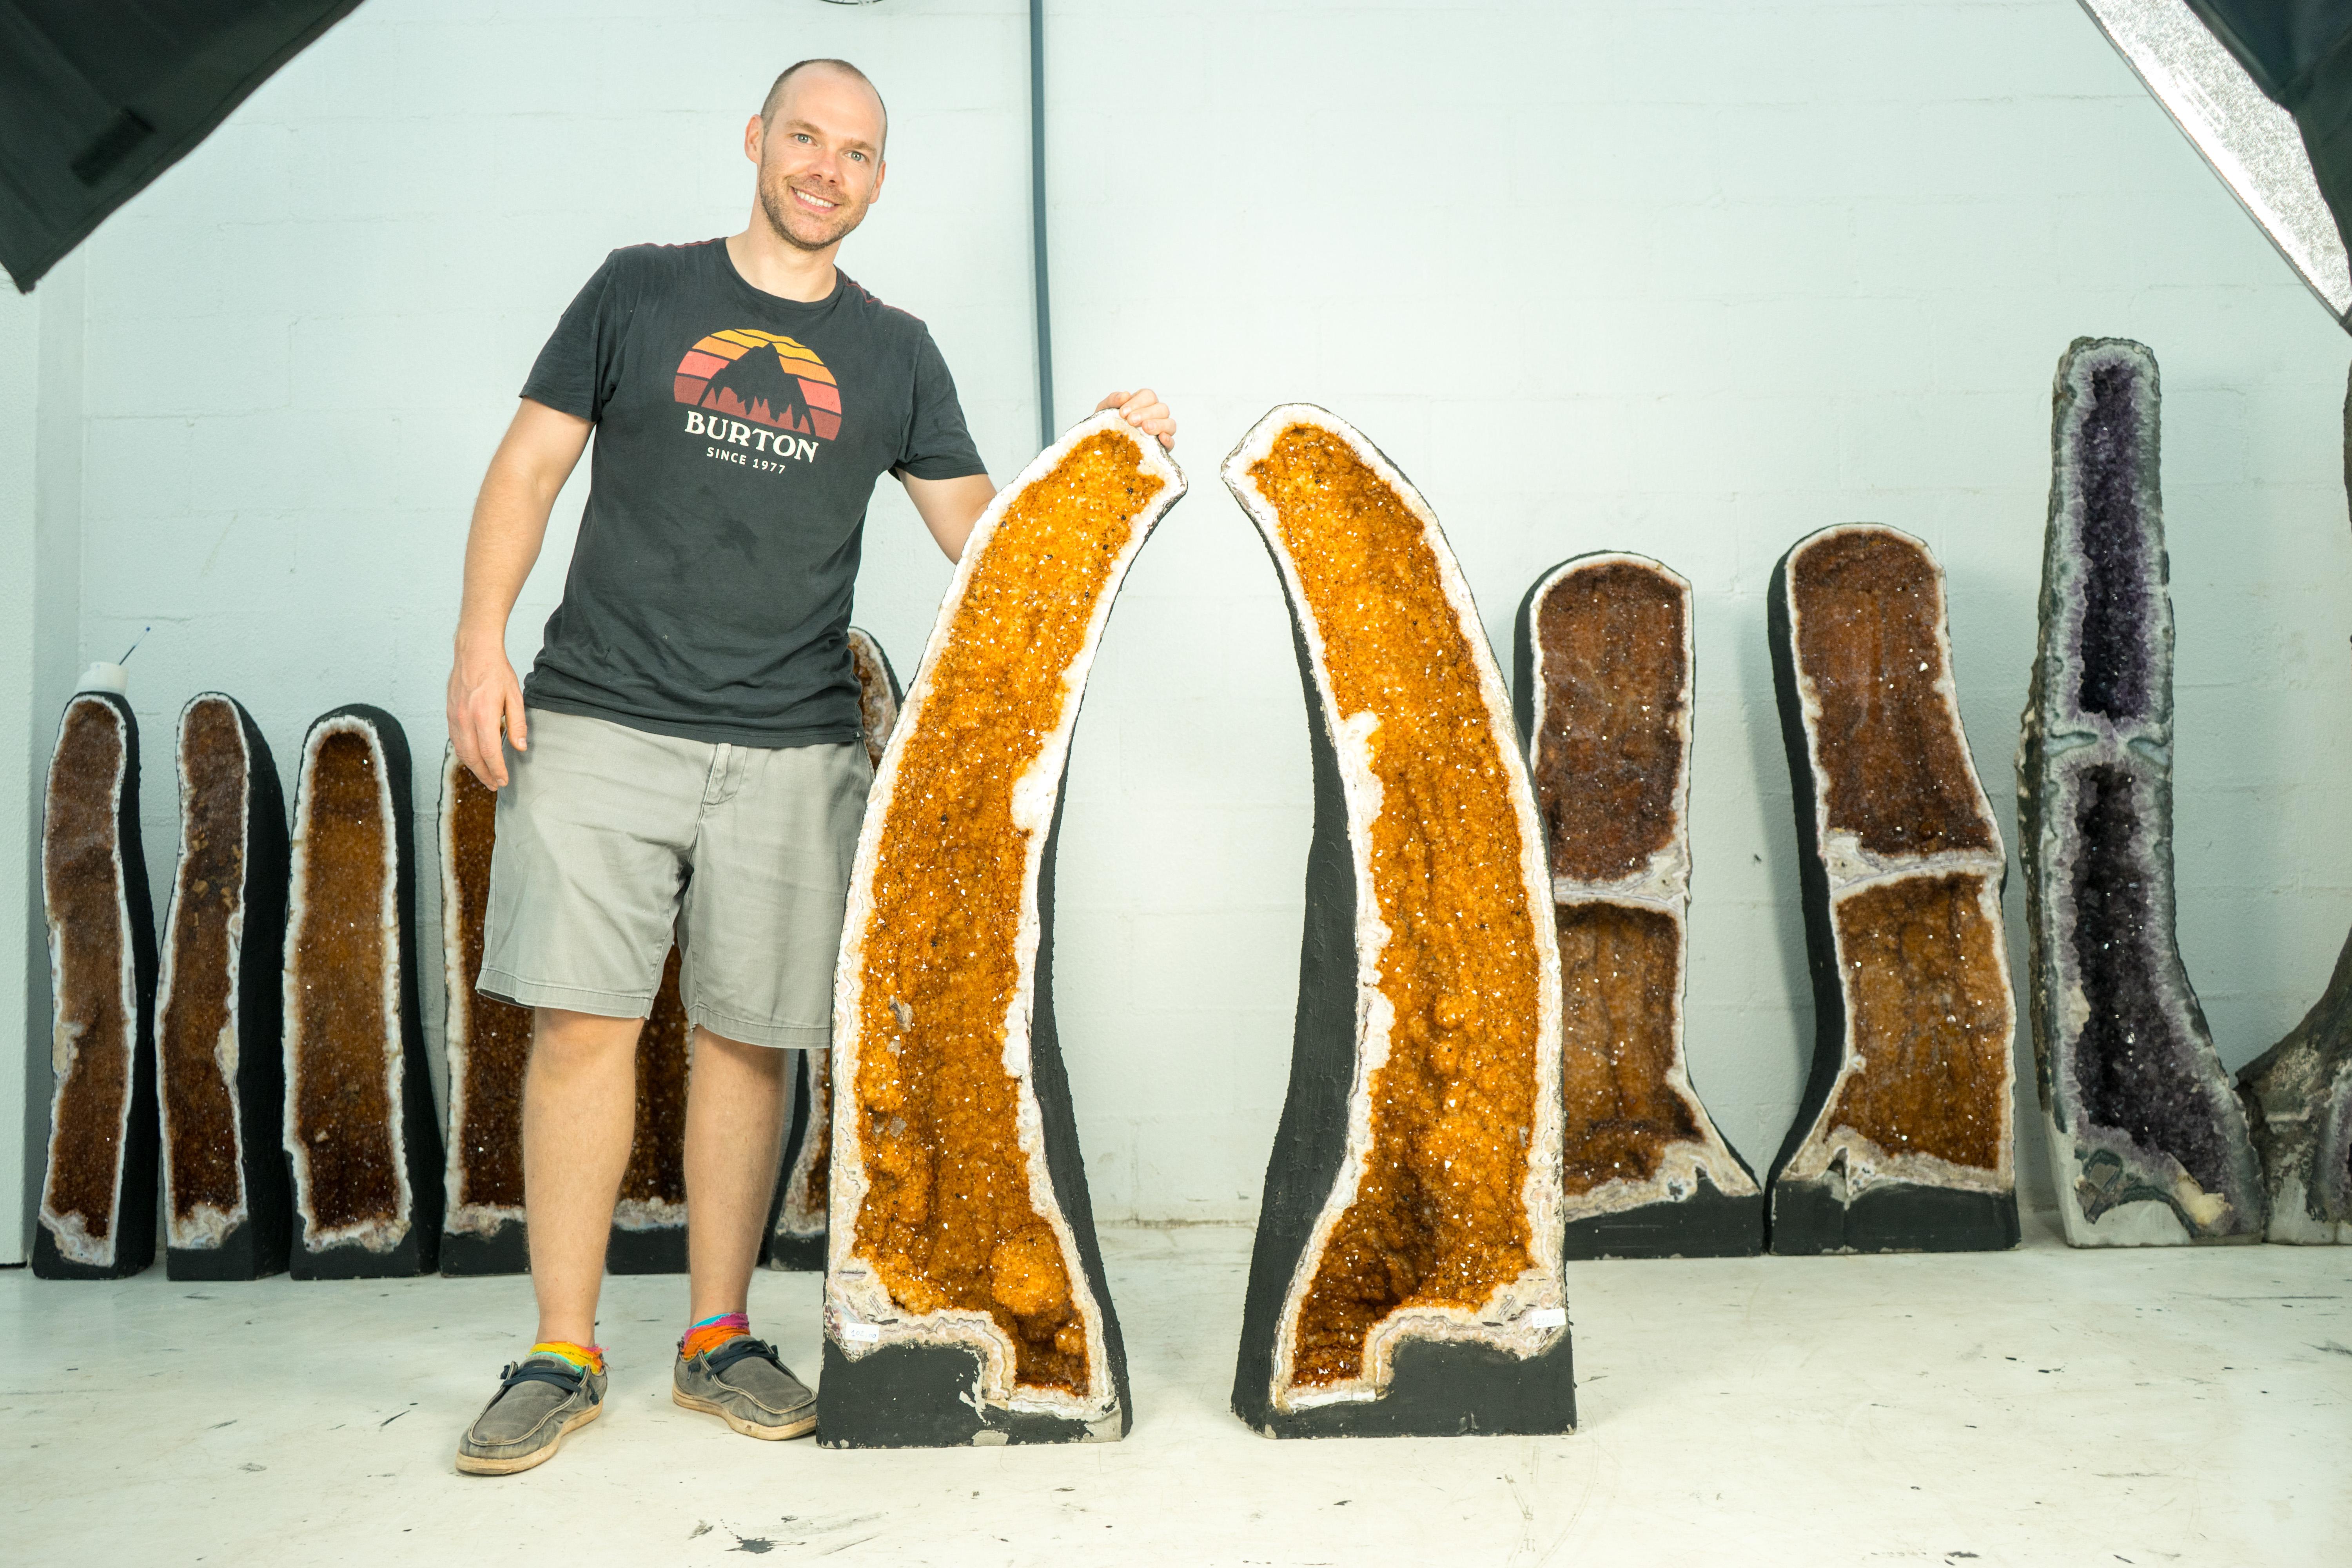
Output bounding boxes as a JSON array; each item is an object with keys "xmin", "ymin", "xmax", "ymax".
[{"xmin": 750, "ymin": 69, "xmax": 886, "ymax": 253}]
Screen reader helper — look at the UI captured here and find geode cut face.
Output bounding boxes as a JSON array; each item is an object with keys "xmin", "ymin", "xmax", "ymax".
[
  {"xmin": 1517, "ymin": 554, "xmax": 1761, "ymax": 1258},
  {"xmin": 160, "ymin": 699, "xmax": 252, "ymax": 1247},
  {"xmin": 822, "ymin": 413, "xmax": 1185, "ymax": 1446},
  {"xmin": 1223, "ymin": 405, "xmax": 1572, "ymax": 1437},
  {"xmin": 282, "ymin": 706, "xmax": 439, "ymax": 1274},
  {"xmin": 769, "ymin": 627, "xmax": 903, "ymax": 1272},
  {"xmin": 2018, "ymin": 338, "xmax": 2265, "ymax": 1245},
  {"xmin": 156, "ymin": 693, "xmax": 292, "ymax": 1279},
  {"xmin": 439, "ymin": 750, "xmax": 535, "ymax": 1266},
  {"xmin": 1769, "ymin": 525, "xmax": 2019, "ymax": 1255},
  {"xmin": 37, "ymin": 692, "xmax": 159, "ymax": 1278}
]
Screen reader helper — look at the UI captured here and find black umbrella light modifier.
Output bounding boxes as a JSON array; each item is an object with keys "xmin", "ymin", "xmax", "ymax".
[
  {"xmin": 0, "ymin": 2, "xmax": 363, "ymax": 291},
  {"xmin": 2078, "ymin": 0, "xmax": 2352, "ymax": 326}
]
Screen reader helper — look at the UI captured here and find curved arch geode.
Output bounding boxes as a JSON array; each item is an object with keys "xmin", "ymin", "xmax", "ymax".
[
  {"xmin": 820, "ymin": 412, "xmax": 1186, "ymax": 1447},
  {"xmin": 1224, "ymin": 405, "xmax": 1574, "ymax": 1438}
]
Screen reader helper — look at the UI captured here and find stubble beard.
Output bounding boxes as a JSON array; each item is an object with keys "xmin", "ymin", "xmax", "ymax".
[{"xmin": 760, "ymin": 171, "xmax": 862, "ymax": 254}]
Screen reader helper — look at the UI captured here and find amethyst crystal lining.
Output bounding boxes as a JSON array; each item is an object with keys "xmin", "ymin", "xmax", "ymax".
[
  {"xmin": 2018, "ymin": 336, "xmax": 2265, "ymax": 1245},
  {"xmin": 2073, "ymin": 365, "xmax": 2159, "ymax": 727}
]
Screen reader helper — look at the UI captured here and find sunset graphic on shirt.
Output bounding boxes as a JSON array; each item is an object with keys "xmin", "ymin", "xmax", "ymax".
[{"xmin": 672, "ymin": 329, "xmax": 842, "ymax": 441}]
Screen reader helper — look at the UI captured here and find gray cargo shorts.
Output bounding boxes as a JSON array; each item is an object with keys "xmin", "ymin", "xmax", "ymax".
[{"xmin": 477, "ymin": 707, "xmax": 871, "ymax": 1049}]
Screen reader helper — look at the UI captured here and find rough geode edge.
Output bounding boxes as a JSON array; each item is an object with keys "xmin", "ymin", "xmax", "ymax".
[
  {"xmin": 34, "ymin": 691, "xmax": 160, "ymax": 1281},
  {"xmin": 1767, "ymin": 524, "xmax": 2020, "ymax": 1256},
  {"xmin": 767, "ymin": 625, "xmax": 902, "ymax": 1272},
  {"xmin": 158, "ymin": 693, "xmax": 292, "ymax": 1280},
  {"xmin": 1223, "ymin": 405, "xmax": 1574, "ymax": 1439},
  {"xmin": 1511, "ymin": 551, "xmax": 1763, "ymax": 1260},
  {"xmin": 282, "ymin": 704, "xmax": 442, "ymax": 1279},
  {"xmin": 2018, "ymin": 336, "xmax": 2265, "ymax": 1246},
  {"xmin": 819, "ymin": 412, "xmax": 1185, "ymax": 1447},
  {"xmin": 437, "ymin": 744, "xmax": 531, "ymax": 1276}
]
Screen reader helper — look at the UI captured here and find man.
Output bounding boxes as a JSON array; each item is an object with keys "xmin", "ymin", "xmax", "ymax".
[{"xmin": 442, "ymin": 57, "xmax": 1175, "ymax": 1476}]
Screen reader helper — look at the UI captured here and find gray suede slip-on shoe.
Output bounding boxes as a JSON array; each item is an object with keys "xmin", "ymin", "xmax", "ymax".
[
  {"xmin": 455, "ymin": 1355, "xmax": 607, "ymax": 1476},
  {"xmin": 672, "ymin": 1336, "xmax": 817, "ymax": 1440}
]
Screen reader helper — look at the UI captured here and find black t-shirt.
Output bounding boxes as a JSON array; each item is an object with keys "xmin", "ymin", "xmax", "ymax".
[{"xmin": 518, "ymin": 240, "xmax": 986, "ymax": 748}]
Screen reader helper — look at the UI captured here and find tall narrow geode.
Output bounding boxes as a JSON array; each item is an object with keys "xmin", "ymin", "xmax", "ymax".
[
  {"xmin": 819, "ymin": 413, "xmax": 1185, "ymax": 1447},
  {"xmin": 1513, "ymin": 553, "xmax": 1761, "ymax": 1259},
  {"xmin": 35, "ymin": 691, "xmax": 160, "ymax": 1280},
  {"xmin": 2020, "ymin": 338, "xmax": 2266, "ymax": 1246},
  {"xmin": 283, "ymin": 706, "xmax": 442, "ymax": 1277},
  {"xmin": 766, "ymin": 625, "xmax": 904, "ymax": 1272},
  {"xmin": 1768, "ymin": 525, "xmax": 2020, "ymax": 1255},
  {"xmin": 438, "ymin": 747, "xmax": 535, "ymax": 1276},
  {"xmin": 158, "ymin": 693, "xmax": 292, "ymax": 1280},
  {"xmin": 1224, "ymin": 406, "xmax": 1573, "ymax": 1439}
]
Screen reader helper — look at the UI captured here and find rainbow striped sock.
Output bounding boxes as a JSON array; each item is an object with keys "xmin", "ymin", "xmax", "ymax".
[
  {"xmin": 681, "ymin": 1310, "xmax": 750, "ymax": 1361},
  {"xmin": 527, "ymin": 1340, "xmax": 605, "ymax": 1376}
]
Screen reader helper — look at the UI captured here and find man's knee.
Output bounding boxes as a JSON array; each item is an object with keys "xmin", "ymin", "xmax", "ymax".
[
  {"xmin": 690, "ymin": 1026, "xmax": 789, "ymax": 1081},
  {"xmin": 532, "ymin": 1007, "xmax": 644, "ymax": 1067}
]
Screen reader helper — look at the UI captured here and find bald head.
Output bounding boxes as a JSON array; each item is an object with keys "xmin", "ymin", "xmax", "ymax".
[{"xmin": 760, "ymin": 58, "xmax": 887, "ymax": 154}]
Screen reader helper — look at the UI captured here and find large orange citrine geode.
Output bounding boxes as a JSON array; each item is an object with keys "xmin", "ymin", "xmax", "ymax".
[
  {"xmin": 1223, "ymin": 406, "xmax": 1570, "ymax": 1435},
  {"xmin": 831, "ymin": 416, "xmax": 1183, "ymax": 1425}
]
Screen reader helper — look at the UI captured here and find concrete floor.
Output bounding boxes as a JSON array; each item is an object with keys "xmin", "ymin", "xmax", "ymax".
[{"xmin": 2, "ymin": 1213, "xmax": 2345, "ymax": 1566}]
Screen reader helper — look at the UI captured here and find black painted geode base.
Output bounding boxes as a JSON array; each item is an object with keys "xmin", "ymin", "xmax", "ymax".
[
  {"xmin": 290, "ymin": 1226, "xmax": 433, "ymax": 1281},
  {"xmin": 817, "ymin": 1341, "xmax": 1108, "ymax": 1448},
  {"xmin": 606, "ymin": 1225, "xmax": 688, "ymax": 1275},
  {"xmin": 1769, "ymin": 1181, "xmax": 2020, "ymax": 1256},
  {"xmin": 1245, "ymin": 1334, "xmax": 1577, "ymax": 1440},
  {"xmin": 1565, "ymin": 1170, "xmax": 1765, "ymax": 1260},
  {"xmin": 167, "ymin": 1221, "xmax": 284, "ymax": 1283},
  {"xmin": 439, "ymin": 1222, "xmax": 530, "ymax": 1277}
]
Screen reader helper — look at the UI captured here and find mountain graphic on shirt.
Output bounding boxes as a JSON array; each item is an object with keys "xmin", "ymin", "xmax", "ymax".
[{"xmin": 672, "ymin": 329, "xmax": 842, "ymax": 441}]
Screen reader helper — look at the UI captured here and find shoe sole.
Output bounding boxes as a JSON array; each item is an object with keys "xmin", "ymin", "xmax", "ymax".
[
  {"xmin": 673, "ymin": 1386, "xmax": 817, "ymax": 1441},
  {"xmin": 454, "ymin": 1399, "xmax": 603, "ymax": 1476}
]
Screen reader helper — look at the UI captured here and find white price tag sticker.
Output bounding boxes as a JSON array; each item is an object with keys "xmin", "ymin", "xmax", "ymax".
[
  {"xmin": 1526, "ymin": 1306, "xmax": 1567, "ymax": 1330},
  {"xmin": 840, "ymin": 1321, "xmax": 881, "ymax": 1344}
]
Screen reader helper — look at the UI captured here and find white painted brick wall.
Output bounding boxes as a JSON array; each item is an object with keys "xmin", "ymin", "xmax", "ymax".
[{"xmin": 26, "ymin": 0, "xmax": 2352, "ymax": 1225}]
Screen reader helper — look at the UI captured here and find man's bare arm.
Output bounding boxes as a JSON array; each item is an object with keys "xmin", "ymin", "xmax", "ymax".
[
  {"xmin": 899, "ymin": 387, "xmax": 1178, "ymax": 564},
  {"xmin": 447, "ymin": 398, "xmax": 593, "ymax": 789},
  {"xmin": 902, "ymin": 472, "xmax": 997, "ymax": 562}
]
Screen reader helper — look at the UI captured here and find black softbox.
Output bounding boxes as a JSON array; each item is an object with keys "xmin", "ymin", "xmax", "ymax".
[{"xmin": 0, "ymin": 1, "xmax": 360, "ymax": 292}]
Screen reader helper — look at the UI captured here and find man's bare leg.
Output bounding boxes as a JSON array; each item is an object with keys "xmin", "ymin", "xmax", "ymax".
[
  {"xmin": 523, "ymin": 1007, "xmax": 643, "ymax": 1345},
  {"xmin": 683, "ymin": 1027, "xmax": 792, "ymax": 1322}
]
